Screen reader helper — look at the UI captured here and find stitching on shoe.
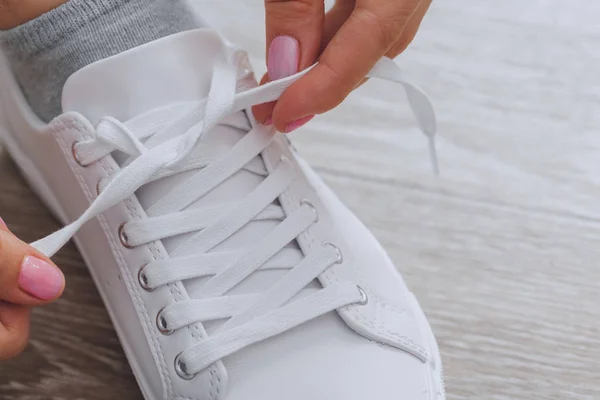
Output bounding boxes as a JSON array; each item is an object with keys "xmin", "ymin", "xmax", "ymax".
[
  {"xmin": 208, "ymin": 367, "xmax": 221, "ymax": 400},
  {"xmin": 98, "ymin": 141, "xmax": 219, "ymax": 398},
  {"xmin": 51, "ymin": 116, "xmax": 222, "ymax": 400},
  {"xmin": 89, "ymin": 118, "xmax": 220, "ymax": 400},
  {"xmin": 348, "ymin": 304, "xmax": 427, "ymax": 359},
  {"xmin": 215, "ymin": 367, "xmax": 221, "ymax": 399},
  {"xmin": 408, "ymin": 292, "xmax": 438, "ymax": 399},
  {"xmin": 53, "ymin": 117, "xmax": 177, "ymax": 398},
  {"xmin": 209, "ymin": 368, "xmax": 215, "ymax": 399}
]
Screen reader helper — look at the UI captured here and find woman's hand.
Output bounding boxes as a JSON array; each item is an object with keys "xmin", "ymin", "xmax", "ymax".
[
  {"xmin": 0, "ymin": 218, "xmax": 64, "ymax": 360},
  {"xmin": 252, "ymin": 0, "xmax": 432, "ymax": 132}
]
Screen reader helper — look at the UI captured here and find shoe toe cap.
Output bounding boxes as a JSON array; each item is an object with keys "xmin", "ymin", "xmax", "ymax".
[{"xmin": 224, "ymin": 312, "xmax": 443, "ymax": 400}]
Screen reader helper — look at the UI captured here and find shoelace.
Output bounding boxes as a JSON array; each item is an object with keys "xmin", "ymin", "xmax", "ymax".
[{"xmin": 32, "ymin": 56, "xmax": 437, "ymax": 379}]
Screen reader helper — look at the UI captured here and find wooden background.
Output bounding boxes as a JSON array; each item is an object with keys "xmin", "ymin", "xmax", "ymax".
[{"xmin": 1, "ymin": 0, "xmax": 599, "ymax": 399}]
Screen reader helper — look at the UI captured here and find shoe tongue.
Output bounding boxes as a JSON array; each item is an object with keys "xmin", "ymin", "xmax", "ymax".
[{"xmin": 61, "ymin": 29, "xmax": 232, "ymax": 125}]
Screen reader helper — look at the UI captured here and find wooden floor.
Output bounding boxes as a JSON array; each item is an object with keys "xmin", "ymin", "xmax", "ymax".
[{"xmin": 1, "ymin": 0, "xmax": 599, "ymax": 399}]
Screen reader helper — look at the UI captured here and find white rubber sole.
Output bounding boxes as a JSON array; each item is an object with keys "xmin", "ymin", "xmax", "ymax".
[{"xmin": 0, "ymin": 128, "xmax": 158, "ymax": 400}]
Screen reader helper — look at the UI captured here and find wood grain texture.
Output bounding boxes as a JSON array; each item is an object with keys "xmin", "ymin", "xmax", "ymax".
[{"xmin": 1, "ymin": 0, "xmax": 599, "ymax": 399}]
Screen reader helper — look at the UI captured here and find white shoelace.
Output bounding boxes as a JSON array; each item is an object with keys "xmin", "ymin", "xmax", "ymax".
[{"xmin": 32, "ymin": 57, "xmax": 437, "ymax": 379}]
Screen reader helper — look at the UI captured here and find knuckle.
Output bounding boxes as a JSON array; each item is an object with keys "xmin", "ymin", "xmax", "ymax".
[
  {"xmin": 266, "ymin": 0, "xmax": 322, "ymax": 23},
  {"xmin": 352, "ymin": 7, "xmax": 399, "ymax": 51},
  {"xmin": 312, "ymin": 62, "xmax": 351, "ymax": 112},
  {"xmin": 320, "ymin": 60, "xmax": 344, "ymax": 83}
]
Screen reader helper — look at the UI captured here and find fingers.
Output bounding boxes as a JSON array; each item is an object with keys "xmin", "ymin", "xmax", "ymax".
[
  {"xmin": 347, "ymin": 0, "xmax": 432, "ymax": 91},
  {"xmin": 271, "ymin": 0, "xmax": 425, "ymax": 130},
  {"xmin": 0, "ymin": 218, "xmax": 63, "ymax": 360},
  {"xmin": 0, "ymin": 219, "xmax": 64, "ymax": 305},
  {"xmin": 387, "ymin": 0, "xmax": 431, "ymax": 56},
  {"xmin": 252, "ymin": 0, "xmax": 325, "ymax": 125},
  {"xmin": 0, "ymin": 301, "xmax": 30, "ymax": 360},
  {"xmin": 321, "ymin": 0, "xmax": 356, "ymax": 51}
]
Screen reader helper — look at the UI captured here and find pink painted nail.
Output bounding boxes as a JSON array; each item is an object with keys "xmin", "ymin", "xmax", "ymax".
[
  {"xmin": 268, "ymin": 36, "xmax": 299, "ymax": 81},
  {"xmin": 0, "ymin": 217, "xmax": 6, "ymax": 230},
  {"xmin": 18, "ymin": 256, "xmax": 64, "ymax": 300},
  {"xmin": 285, "ymin": 115, "xmax": 314, "ymax": 133},
  {"xmin": 264, "ymin": 117, "xmax": 273, "ymax": 126}
]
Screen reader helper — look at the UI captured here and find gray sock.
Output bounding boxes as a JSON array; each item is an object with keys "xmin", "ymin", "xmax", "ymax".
[{"xmin": 0, "ymin": 0, "xmax": 202, "ymax": 122}]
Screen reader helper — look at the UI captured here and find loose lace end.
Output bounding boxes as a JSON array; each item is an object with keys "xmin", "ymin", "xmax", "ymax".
[
  {"xmin": 428, "ymin": 135, "xmax": 440, "ymax": 176},
  {"xmin": 31, "ymin": 231, "xmax": 71, "ymax": 257},
  {"xmin": 367, "ymin": 57, "xmax": 440, "ymax": 175}
]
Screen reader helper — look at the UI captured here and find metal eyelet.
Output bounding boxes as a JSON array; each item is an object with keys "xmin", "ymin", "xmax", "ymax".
[
  {"xmin": 156, "ymin": 307, "xmax": 174, "ymax": 335},
  {"xmin": 175, "ymin": 352, "xmax": 197, "ymax": 380},
  {"xmin": 300, "ymin": 199, "xmax": 318, "ymax": 223},
  {"xmin": 138, "ymin": 264, "xmax": 154, "ymax": 292},
  {"xmin": 322, "ymin": 241, "xmax": 343, "ymax": 264},
  {"xmin": 71, "ymin": 141, "xmax": 89, "ymax": 167},
  {"xmin": 356, "ymin": 286, "xmax": 369, "ymax": 305},
  {"xmin": 96, "ymin": 179, "xmax": 103, "ymax": 196},
  {"xmin": 118, "ymin": 223, "xmax": 134, "ymax": 249}
]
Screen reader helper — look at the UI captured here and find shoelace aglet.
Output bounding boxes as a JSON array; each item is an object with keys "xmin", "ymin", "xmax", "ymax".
[{"xmin": 428, "ymin": 135, "xmax": 440, "ymax": 176}]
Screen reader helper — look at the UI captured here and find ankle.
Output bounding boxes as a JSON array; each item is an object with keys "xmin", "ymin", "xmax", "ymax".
[{"xmin": 0, "ymin": 0, "xmax": 68, "ymax": 29}]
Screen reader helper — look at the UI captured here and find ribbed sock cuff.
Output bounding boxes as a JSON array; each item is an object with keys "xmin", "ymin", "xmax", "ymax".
[
  {"xmin": 0, "ymin": 0, "xmax": 200, "ymax": 121},
  {"xmin": 0, "ymin": 0, "xmax": 201, "ymax": 55}
]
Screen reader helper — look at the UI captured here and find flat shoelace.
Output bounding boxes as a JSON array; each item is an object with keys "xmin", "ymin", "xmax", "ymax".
[{"xmin": 32, "ymin": 57, "xmax": 437, "ymax": 378}]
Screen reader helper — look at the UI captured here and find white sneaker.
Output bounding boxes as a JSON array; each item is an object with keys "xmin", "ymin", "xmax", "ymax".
[{"xmin": 0, "ymin": 29, "xmax": 444, "ymax": 400}]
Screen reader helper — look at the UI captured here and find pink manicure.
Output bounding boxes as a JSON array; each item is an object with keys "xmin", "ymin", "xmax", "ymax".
[
  {"xmin": 285, "ymin": 115, "xmax": 314, "ymax": 133},
  {"xmin": 268, "ymin": 36, "xmax": 299, "ymax": 81},
  {"xmin": 18, "ymin": 256, "xmax": 64, "ymax": 300},
  {"xmin": 0, "ymin": 217, "xmax": 6, "ymax": 230}
]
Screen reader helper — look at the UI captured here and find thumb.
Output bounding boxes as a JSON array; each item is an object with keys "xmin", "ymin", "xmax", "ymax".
[
  {"xmin": 252, "ymin": 0, "xmax": 324, "ymax": 128},
  {"xmin": 0, "ymin": 218, "xmax": 65, "ymax": 305}
]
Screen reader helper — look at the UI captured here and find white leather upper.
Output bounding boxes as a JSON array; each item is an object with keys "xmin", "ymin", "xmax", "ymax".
[{"xmin": 0, "ymin": 30, "xmax": 444, "ymax": 400}]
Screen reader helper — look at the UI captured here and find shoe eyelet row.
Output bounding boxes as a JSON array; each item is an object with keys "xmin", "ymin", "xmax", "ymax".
[
  {"xmin": 72, "ymin": 142, "xmax": 103, "ymax": 194},
  {"xmin": 320, "ymin": 242, "xmax": 367, "ymax": 305},
  {"xmin": 156, "ymin": 307, "xmax": 174, "ymax": 335},
  {"xmin": 118, "ymin": 223, "xmax": 135, "ymax": 249},
  {"xmin": 137, "ymin": 264, "xmax": 154, "ymax": 292},
  {"xmin": 300, "ymin": 199, "xmax": 318, "ymax": 223},
  {"xmin": 72, "ymin": 141, "xmax": 90, "ymax": 167},
  {"xmin": 121, "ymin": 193, "xmax": 356, "ymax": 382},
  {"xmin": 138, "ymin": 273, "xmax": 195, "ymax": 380},
  {"xmin": 322, "ymin": 241, "xmax": 343, "ymax": 264},
  {"xmin": 175, "ymin": 352, "xmax": 198, "ymax": 380}
]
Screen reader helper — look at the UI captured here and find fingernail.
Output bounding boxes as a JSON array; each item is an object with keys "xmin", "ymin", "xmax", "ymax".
[
  {"xmin": 268, "ymin": 36, "xmax": 299, "ymax": 80},
  {"xmin": 18, "ymin": 256, "xmax": 64, "ymax": 300},
  {"xmin": 264, "ymin": 117, "xmax": 273, "ymax": 126},
  {"xmin": 285, "ymin": 115, "xmax": 314, "ymax": 133},
  {"xmin": 0, "ymin": 217, "xmax": 6, "ymax": 230}
]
